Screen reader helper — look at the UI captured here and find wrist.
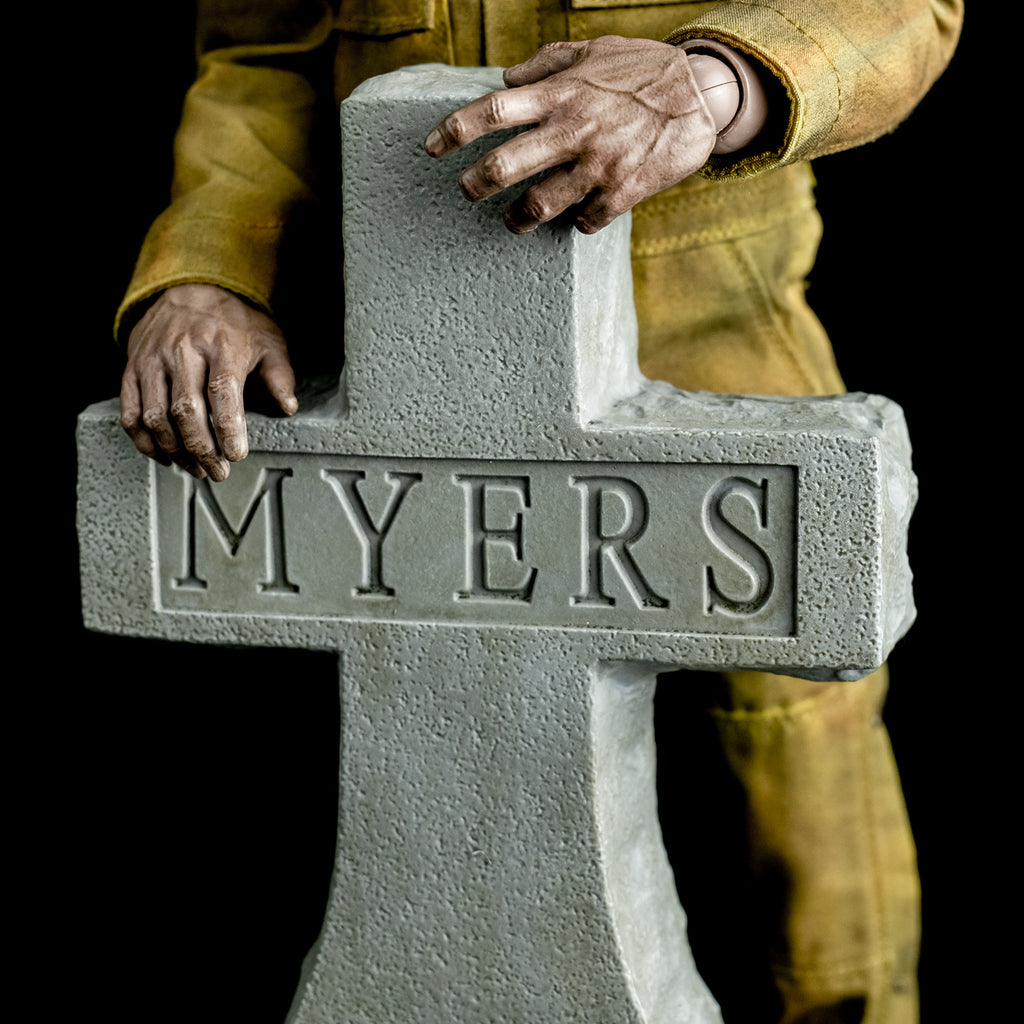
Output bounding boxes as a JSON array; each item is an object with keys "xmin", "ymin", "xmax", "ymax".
[{"xmin": 681, "ymin": 39, "xmax": 768, "ymax": 155}]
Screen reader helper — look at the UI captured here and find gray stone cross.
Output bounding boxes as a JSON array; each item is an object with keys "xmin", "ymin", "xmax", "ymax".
[{"xmin": 78, "ymin": 66, "xmax": 916, "ymax": 1024}]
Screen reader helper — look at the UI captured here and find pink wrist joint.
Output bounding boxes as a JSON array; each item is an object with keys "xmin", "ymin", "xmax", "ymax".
[{"xmin": 681, "ymin": 39, "xmax": 769, "ymax": 155}]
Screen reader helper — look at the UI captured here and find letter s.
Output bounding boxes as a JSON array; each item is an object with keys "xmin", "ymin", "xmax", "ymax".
[{"xmin": 702, "ymin": 476, "xmax": 774, "ymax": 617}]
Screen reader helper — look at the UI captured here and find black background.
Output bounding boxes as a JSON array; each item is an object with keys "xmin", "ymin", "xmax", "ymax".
[{"xmin": 29, "ymin": 5, "xmax": 999, "ymax": 1021}]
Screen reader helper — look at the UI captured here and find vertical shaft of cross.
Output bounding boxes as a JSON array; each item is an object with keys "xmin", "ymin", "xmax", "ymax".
[{"xmin": 286, "ymin": 627, "xmax": 721, "ymax": 1024}]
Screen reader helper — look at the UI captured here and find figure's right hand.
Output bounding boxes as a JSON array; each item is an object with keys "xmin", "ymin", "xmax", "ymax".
[{"xmin": 120, "ymin": 284, "xmax": 298, "ymax": 481}]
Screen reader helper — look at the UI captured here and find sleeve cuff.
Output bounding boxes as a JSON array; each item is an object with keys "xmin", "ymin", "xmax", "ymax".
[
  {"xmin": 114, "ymin": 210, "xmax": 284, "ymax": 343},
  {"xmin": 666, "ymin": 4, "xmax": 840, "ymax": 179}
]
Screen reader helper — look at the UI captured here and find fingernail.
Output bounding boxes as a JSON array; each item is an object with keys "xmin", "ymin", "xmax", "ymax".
[
  {"xmin": 459, "ymin": 171, "xmax": 481, "ymax": 202},
  {"xmin": 222, "ymin": 440, "xmax": 247, "ymax": 462},
  {"xmin": 424, "ymin": 128, "xmax": 443, "ymax": 156},
  {"xmin": 503, "ymin": 209, "xmax": 535, "ymax": 234},
  {"xmin": 209, "ymin": 459, "xmax": 229, "ymax": 483},
  {"xmin": 283, "ymin": 395, "xmax": 298, "ymax": 416}
]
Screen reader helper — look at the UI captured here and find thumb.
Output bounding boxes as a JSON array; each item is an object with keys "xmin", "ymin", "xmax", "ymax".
[
  {"xmin": 504, "ymin": 40, "xmax": 582, "ymax": 87},
  {"xmin": 259, "ymin": 346, "xmax": 298, "ymax": 416}
]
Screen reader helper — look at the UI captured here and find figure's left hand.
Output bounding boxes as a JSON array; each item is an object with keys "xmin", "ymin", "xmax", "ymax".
[{"xmin": 424, "ymin": 35, "xmax": 716, "ymax": 234}]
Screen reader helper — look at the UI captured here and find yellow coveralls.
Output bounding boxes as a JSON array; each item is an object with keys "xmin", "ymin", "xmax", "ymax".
[{"xmin": 116, "ymin": 2, "xmax": 963, "ymax": 1021}]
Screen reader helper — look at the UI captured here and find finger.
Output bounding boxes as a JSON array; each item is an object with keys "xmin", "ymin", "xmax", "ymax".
[
  {"xmin": 458, "ymin": 121, "xmax": 583, "ymax": 202},
  {"xmin": 171, "ymin": 346, "xmax": 230, "ymax": 481},
  {"xmin": 424, "ymin": 86, "xmax": 551, "ymax": 158},
  {"xmin": 257, "ymin": 342, "xmax": 298, "ymax": 417},
  {"xmin": 502, "ymin": 164, "xmax": 595, "ymax": 234},
  {"xmin": 120, "ymin": 370, "xmax": 170, "ymax": 465},
  {"xmin": 503, "ymin": 40, "xmax": 582, "ymax": 88},
  {"xmin": 138, "ymin": 368, "xmax": 204, "ymax": 477},
  {"xmin": 571, "ymin": 183, "xmax": 641, "ymax": 235},
  {"xmin": 206, "ymin": 368, "xmax": 248, "ymax": 464}
]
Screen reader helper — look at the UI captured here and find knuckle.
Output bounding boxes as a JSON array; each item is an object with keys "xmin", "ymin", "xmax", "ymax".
[
  {"xmin": 141, "ymin": 406, "xmax": 167, "ymax": 431},
  {"xmin": 478, "ymin": 150, "xmax": 511, "ymax": 188},
  {"xmin": 482, "ymin": 92, "xmax": 506, "ymax": 128},
  {"xmin": 170, "ymin": 395, "xmax": 204, "ymax": 423},
  {"xmin": 537, "ymin": 40, "xmax": 571, "ymax": 62},
  {"xmin": 169, "ymin": 333, "xmax": 198, "ymax": 359},
  {"xmin": 519, "ymin": 193, "xmax": 555, "ymax": 223},
  {"xmin": 554, "ymin": 121, "xmax": 585, "ymax": 153},
  {"xmin": 257, "ymin": 327, "xmax": 286, "ymax": 352},
  {"xmin": 442, "ymin": 113, "xmax": 469, "ymax": 146},
  {"xmin": 207, "ymin": 372, "xmax": 239, "ymax": 399},
  {"xmin": 604, "ymin": 181, "xmax": 642, "ymax": 217},
  {"xmin": 132, "ymin": 354, "xmax": 161, "ymax": 376}
]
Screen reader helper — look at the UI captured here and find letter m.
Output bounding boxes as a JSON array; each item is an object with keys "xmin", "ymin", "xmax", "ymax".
[{"xmin": 173, "ymin": 468, "xmax": 299, "ymax": 594}]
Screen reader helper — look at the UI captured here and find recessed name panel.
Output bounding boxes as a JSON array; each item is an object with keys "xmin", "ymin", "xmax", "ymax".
[{"xmin": 155, "ymin": 454, "xmax": 796, "ymax": 636}]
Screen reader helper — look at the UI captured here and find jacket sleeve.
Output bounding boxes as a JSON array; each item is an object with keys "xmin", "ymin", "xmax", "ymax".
[
  {"xmin": 666, "ymin": 0, "xmax": 964, "ymax": 179},
  {"xmin": 114, "ymin": 0, "xmax": 339, "ymax": 341}
]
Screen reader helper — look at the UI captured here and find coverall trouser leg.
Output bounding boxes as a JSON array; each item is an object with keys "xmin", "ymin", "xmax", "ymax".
[{"xmin": 631, "ymin": 167, "xmax": 920, "ymax": 1024}]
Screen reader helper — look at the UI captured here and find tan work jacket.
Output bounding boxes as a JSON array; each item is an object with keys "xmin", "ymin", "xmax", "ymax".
[
  {"xmin": 117, "ymin": 0, "xmax": 961, "ymax": 395},
  {"xmin": 114, "ymin": 10, "xmax": 961, "ymax": 1019}
]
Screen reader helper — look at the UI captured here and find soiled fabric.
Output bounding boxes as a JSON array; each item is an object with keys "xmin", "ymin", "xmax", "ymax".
[
  {"xmin": 116, "ymin": 2, "xmax": 961, "ymax": 1021},
  {"xmin": 115, "ymin": 0, "xmax": 962, "ymax": 346}
]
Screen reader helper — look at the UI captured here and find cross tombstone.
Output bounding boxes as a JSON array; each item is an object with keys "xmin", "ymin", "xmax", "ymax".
[{"xmin": 78, "ymin": 66, "xmax": 916, "ymax": 1024}]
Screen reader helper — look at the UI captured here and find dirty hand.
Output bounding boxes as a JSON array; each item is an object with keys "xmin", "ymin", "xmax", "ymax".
[
  {"xmin": 120, "ymin": 284, "xmax": 297, "ymax": 481},
  {"xmin": 424, "ymin": 35, "xmax": 716, "ymax": 234}
]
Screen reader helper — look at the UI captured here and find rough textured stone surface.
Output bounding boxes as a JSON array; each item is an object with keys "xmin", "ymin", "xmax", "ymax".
[
  {"xmin": 285, "ymin": 628, "xmax": 720, "ymax": 1024},
  {"xmin": 77, "ymin": 66, "xmax": 917, "ymax": 1023}
]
